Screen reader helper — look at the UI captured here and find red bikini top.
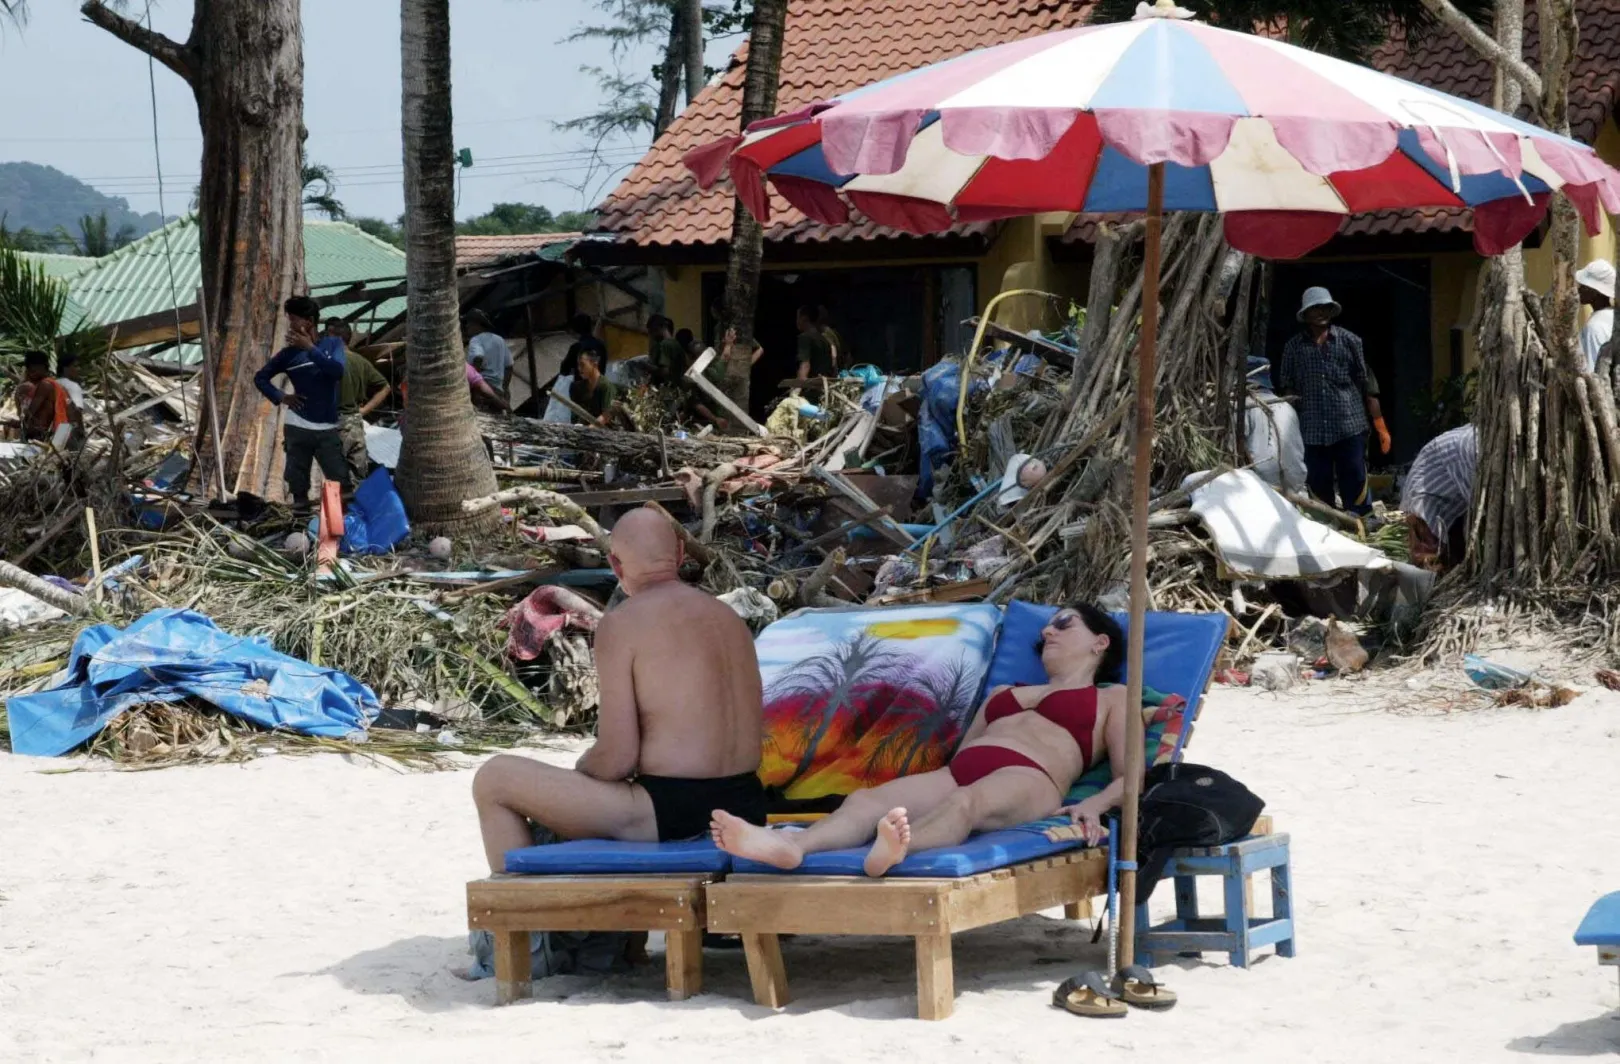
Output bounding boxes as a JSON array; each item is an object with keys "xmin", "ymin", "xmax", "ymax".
[{"xmin": 984, "ymin": 685, "xmax": 1099, "ymax": 767}]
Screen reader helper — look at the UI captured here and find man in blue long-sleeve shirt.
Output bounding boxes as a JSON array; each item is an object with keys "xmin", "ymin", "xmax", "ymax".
[{"xmin": 254, "ymin": 295, "xmax": 349, "ymax": 515}]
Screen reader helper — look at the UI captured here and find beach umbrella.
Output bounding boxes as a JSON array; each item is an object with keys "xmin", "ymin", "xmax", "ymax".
[{"xmin": 686, "ymin": 0, "xmax": 1620, "ymax": 968}]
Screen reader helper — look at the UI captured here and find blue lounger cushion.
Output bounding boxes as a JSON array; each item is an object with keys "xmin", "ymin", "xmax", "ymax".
[
  {"xmin": 730, "ymin": 822, "xmax": 1090, "ymax": 877},
  {"xmin": 503, "ymin": 838, "xmax": 731, "ymax": 875},
  {"xmin": 1574, "ymin": 891, "xmax": 1620, "ymax": 946}
]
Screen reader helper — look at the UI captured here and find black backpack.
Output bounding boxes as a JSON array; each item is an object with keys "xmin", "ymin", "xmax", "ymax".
[{"xmin": 1134, "ymin": 762, "xmax": 1264, "ymax": 900}]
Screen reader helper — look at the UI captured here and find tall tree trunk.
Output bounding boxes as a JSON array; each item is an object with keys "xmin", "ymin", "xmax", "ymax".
[
  {"xmin": 717, "ymin": 0, "xmax": 788, "ymax": 413},
  {"xmin": 396, "ymin": 0, "xmax": 498, "ymax": 533},
  {"xmin": 681, "ymin": 0, "xmax": 705, "ymax": 103},
  {"xmin": 1453, "ymin": 0, "xmax": 1620, "ymax": 588},
  {"xmin": 654, "ymin": 12, "xmax": 684, "ymax": 137},
  {"xmin": 81, "ymin": 0, "xmax": 304, "ymax": 498}
]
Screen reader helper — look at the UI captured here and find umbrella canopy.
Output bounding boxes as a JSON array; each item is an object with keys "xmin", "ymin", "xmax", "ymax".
[{"xmin": 686, "ymin": 10, "xmax": 1620, "ymax": 259}]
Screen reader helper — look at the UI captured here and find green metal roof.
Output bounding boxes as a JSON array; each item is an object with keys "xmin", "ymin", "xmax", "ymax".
[
  {"xmin": 66, "ymin": 216, "xmax": 408, "ymax": 331},
  {"xmin": 17, "ymin": 252, "xmax": 97, "ymax": 281},
  {"xmin": 12, "ymin": 252, "xmax": 95, "ymax": 330}
]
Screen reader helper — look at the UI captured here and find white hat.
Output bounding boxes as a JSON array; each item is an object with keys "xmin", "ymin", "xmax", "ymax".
[
  {"xmin": 1297, "ymin": 286, "xmax": 1342, "ymax": 322},
  {"xmin": 998, "ymin": 453, "xmax": 1033, "ymax": 506},
  {"xmin": 1575, "ymin": 259, "xmax": 1616, "ymax": 300}
]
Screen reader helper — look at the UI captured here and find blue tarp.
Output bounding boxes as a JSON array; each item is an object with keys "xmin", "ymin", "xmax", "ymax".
[
  {"xmin": 305, "ymin": 467, "xmax": 411, "ymax": 555},
  {"xmin": 4, "ymin": 609, "xmax": 381, "ymax": 757}
]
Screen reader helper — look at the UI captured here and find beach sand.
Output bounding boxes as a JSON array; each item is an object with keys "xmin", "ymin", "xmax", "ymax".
[{"xmin": 2, "ymin": 674, "xmax": 1618, "ymax": 1062}]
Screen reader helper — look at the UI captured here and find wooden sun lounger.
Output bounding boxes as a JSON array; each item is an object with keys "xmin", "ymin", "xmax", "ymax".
[
  {"xmin": 705, "ymin": 847, "xmax": 1109, "ymax": 1020},
  {"xmin": 466, "ymin": 873, "xmax": 714, "ymax": 1004}
]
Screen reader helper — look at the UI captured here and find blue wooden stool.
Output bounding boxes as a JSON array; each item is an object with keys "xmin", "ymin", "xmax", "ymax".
[{"xmin": 1133, "ymin": 832, "xmax": 1295, "ymax": 969}]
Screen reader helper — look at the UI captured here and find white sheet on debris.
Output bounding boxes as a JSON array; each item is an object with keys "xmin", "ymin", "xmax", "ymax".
[
  {"xmin": 0, "ymin": 587, "xmax": 66, "ymax": 628},
  {"xmin": 364, "ymin": 424, "xmax": 402, "ymax": 469},
  {"xmin": 1185, "ymin": 468, "xmax": 1390, "ymax": 578}
]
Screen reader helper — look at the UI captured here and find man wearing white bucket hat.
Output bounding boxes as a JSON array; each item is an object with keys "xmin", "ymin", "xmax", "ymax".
[
  {"xmin": 1575, "ymin": 259, "xmax": 1615, "ymax": 371},
  {"xmin": 1277, "ymin": 286, "xmax": 1388, "ymax": 516}
]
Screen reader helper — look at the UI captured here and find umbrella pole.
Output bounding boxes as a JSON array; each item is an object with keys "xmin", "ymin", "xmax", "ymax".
[{"xmin": 1115, "ymin": 161, "xmax": 1164, "ymax": 975}]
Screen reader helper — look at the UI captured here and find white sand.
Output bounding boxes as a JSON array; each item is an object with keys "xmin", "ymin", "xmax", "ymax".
[{"xmin": 3, "ymin": 677, "xmax": 1618, "ymax": 1062}]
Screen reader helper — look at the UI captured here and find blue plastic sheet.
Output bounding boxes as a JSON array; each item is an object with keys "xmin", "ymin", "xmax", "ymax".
[
  {"xmin": 305, "ymin": 467, "xmax": 411, "ymax": 555},
  {"xmin": 4, "ymin": 609, "xmax": 381, "ymax": 757},
  {"xmin": 918, "ymin": 359, "xmax": 982, "ymax": 499}
]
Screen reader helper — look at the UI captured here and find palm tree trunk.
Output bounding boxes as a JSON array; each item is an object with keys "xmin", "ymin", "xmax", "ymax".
[
  {"xmin": 396, "ymin": 0, "xmax": 498, "ymax": 533},
  {"xmin": 82, "ymin": 0, "xmax": 305, "ymax": 499},
  {"xmin": 717, "ymin": 0, "xmax": 788, "ymax": 414},
  {"xmin": 681, "ymin": 0, "xmax": 705, "ymax": 103},
  {"xmin": 654, "ymin": 13, "xmax": 684, "ymax": 137}
]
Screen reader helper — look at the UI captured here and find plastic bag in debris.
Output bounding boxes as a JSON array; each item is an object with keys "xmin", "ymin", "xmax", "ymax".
[
  {"xmin": 918, "ymin": 360, "xmax": 986, "ymax": 498},
  {"xmin": 543, "ymin": 374, "xmax": 577, "ymax": 423},
  {"xmin": 0, "ymin": 586, "xmax": 68, "ymax": 628},
  {"xmin": 718, "ymin": 587, "xmax": 779, "ymax": 630},
  {"xmin": 961, "ymin": 535, "xmax": 1011, "ymax": 578},
  {"xmin": 871, "ymin": 555, "xmax": 921, "ymax": 598},
  {"xmin": 4, "ymin": 608, "xmax": 382, "ymax": 758}
]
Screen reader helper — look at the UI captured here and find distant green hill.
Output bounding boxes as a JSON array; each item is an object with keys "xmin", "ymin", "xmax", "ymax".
[{"xmin": 0, "ymin": 161, "xmax": 165, "ymax": 240}]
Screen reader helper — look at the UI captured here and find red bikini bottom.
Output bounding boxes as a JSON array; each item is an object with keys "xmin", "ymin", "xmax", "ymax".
[{"xmin": 948, "ymin": 744, "xmax": 1052, "ymax": 787}]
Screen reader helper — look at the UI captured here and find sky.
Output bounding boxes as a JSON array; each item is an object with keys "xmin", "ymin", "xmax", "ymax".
[{"xmin": 0, "ymin": 0, "xmax": 740, "ymax": 224}]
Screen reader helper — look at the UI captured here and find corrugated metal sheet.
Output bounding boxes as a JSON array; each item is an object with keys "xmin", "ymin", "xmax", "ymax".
[
  {"xmin": 66, "ymin": 217, "xmax": 408, "ymax": 329},
  {"xmin": 17, "ymin": 252, "xmax": 97, "ymax": 281},
  {"xmin": 456, "ymin": 232, "xmax": 579, "ymax": 270}
]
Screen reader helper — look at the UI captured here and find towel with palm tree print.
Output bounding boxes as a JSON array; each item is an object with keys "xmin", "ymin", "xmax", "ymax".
[{"xmin": 754, "ymin": 604, "xmax": 1003, "ymax": 809}]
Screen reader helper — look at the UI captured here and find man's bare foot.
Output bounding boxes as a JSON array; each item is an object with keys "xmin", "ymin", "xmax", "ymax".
[
  {"xmin": 862, "ymin": 807, "xmax": 911, "ymax": 877},
  {"xmin": 710, "ymin": 809, "xmax": 803, "ymax": 869}
]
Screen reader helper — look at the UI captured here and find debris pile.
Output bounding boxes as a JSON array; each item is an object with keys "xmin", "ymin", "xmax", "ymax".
[{"xmin": 3, "ymin": 219, "xmax": 1430, "ymax": 764}]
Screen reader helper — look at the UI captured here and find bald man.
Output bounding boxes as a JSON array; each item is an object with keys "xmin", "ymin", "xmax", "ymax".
[{"xmin": 470, "ymin": 509, "xmax": 767, "ymax": 869}]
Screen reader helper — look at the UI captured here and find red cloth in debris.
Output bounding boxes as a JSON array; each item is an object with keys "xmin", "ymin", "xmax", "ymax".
[
  {"xmin": 500, "ymin": 585, "xmax": 602, "ymax": 661},
  {"xmin": 674, "ymin": 453, "xmax": 787, "ymax": 508}
]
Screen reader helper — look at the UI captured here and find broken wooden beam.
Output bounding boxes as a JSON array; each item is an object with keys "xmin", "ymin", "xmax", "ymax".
[{"xmin": 686, "ymin": 350, "xmax": 768, "ymax": 437}]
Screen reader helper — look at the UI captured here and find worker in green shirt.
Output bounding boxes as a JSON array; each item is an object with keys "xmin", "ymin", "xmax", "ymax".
[
  {"xmin": 795, "ymin": 305, "xmax": 836, "ymax": 381},
  {"xmin": 327, "ymin": 319, "xmax": 390, "ymax": 481},
  {"xmin": 647, "ymin": 314, "xmax": 690, "ymax": 385},
  {"xmin": 568, "ymin": 349, "xmax": 620, "ymax": 426},
  {"xmin": 819, "ymin": 305, "xmax": 844, "ymax": 370}
]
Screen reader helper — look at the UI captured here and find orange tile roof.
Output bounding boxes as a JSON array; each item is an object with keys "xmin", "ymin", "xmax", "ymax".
[
  {"xmin": 594, "ymin": 1, "xmax": 1620, "ymax": 250},
  {"xmin": 593, "ymin": 0, "xmax": 1080, "ymax": 248},
  {"xmin": 456, "ymin": 232, "xmax": 580, "ymax": 270}
]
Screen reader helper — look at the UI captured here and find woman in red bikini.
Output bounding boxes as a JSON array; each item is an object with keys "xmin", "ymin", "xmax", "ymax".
[{"xmin": 711, "ymin": 603, "xmax": 1131, "ymax": 877}]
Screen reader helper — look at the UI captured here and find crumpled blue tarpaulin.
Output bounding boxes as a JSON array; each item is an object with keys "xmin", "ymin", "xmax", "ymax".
[{"xmin": 4, "ymin": 608, "xmax": 381, "ymax": 757}]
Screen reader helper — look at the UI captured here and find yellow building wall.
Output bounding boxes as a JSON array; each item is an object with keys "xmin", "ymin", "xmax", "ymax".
[
  {"xmin": 1425, "ymin": 117, "xmax": 1620, "ymax": 382},
  {"xmin": 651, "ymin": 222, "xmax": 1080, "ymax": 359}
]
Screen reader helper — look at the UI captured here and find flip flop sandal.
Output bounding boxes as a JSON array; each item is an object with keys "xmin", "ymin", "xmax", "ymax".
[
  {"xmin": 1111, "ymin": 965, "xmax": 1178, "ymax": 1010},
  {"xmin": 1052, "ymin": 970, "xmax": 1128, "ymax": 1018}
]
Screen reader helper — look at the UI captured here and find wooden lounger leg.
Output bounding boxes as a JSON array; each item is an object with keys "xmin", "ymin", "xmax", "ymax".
[
  {"xmin": 492, "ymin": 930, "xmax": 533, "ymax": 1005},
  {"xmin": 915, "ymin": 933, "xmax": 955, "ymax": 1021},
  {"xmin": 1063, "ymin": 899, "xmax": 1093, "ymax": 921},
  {"xmin": 665, "ymin": 929, "xmax": 703, "ymax": 1001},
  {"xmin": 741, "ymin": 932, "xmax": 791, "ymax": 1009}
]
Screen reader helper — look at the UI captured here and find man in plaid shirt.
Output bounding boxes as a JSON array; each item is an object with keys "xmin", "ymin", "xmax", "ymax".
[{"xmin": 1277, "ymin": 287, "xmax": 1390, "ymax": 516}]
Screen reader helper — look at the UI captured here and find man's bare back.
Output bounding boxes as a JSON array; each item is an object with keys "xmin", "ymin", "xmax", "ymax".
[
  {"xmin": 470, "ymin": 508, "xmax": 767, "ymax": 873},
  {"xmin": 601, "ymin": 579, "xmax": 762, "ymax": 779}
]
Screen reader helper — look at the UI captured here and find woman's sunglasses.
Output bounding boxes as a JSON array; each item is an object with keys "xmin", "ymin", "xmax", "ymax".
[{"xmin": 1033, "ymin": 611, "xmax": 1081, "ymax": 655}]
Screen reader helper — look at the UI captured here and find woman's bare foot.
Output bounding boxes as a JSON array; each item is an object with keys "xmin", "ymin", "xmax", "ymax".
[
  {"xmin": 862, "ymin": 807, "xmax": 911, "ymax": 877},
  {"xmin": 710, "ymin": 809, "xmax": 803, "ymax": 869}
]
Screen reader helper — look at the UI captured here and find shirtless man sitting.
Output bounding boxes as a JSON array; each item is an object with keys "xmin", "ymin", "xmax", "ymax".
[{"xmin": 470, "ymin": 508, "xmax": 767, "ymax": 871}]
